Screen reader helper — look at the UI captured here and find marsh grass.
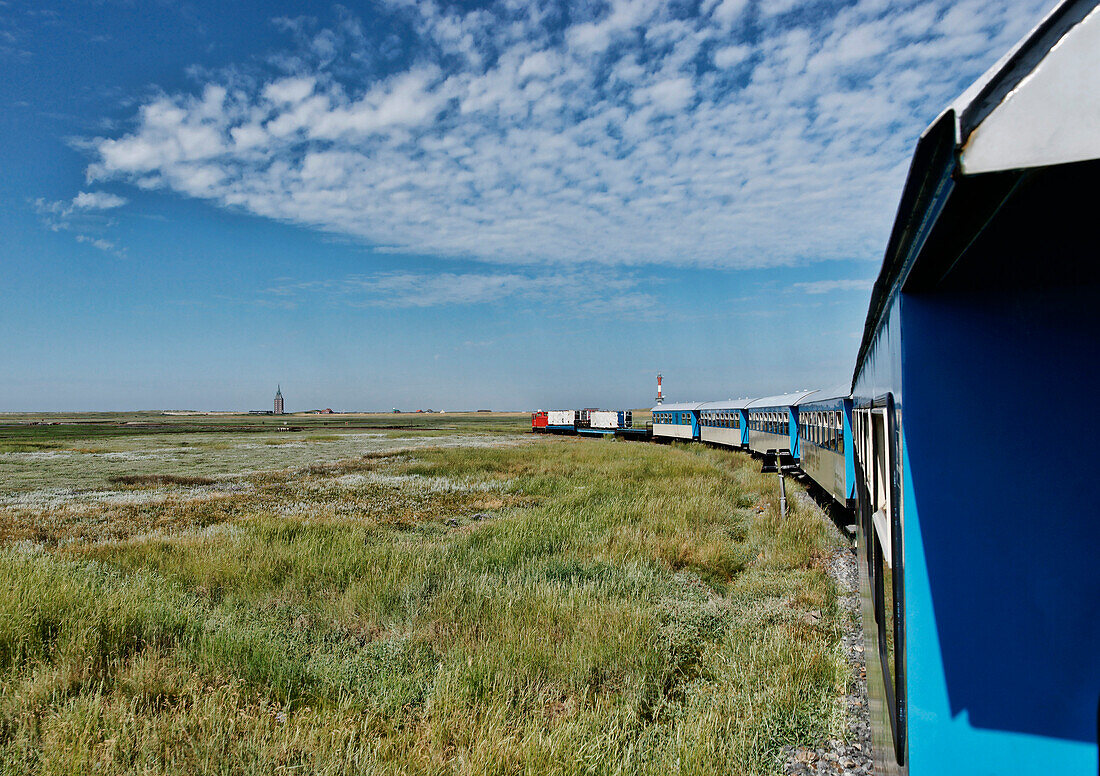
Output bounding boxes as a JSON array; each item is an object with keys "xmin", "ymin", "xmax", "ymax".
[
  {"xmin": 109, "ymin": 474, "xmax": 219, "ymax": 487},
  {"xmin": 0, "ymin": 435, "xmax": 847, "ymax": 775}
]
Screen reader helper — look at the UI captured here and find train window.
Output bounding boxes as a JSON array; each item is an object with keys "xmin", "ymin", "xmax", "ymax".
[{"xmin": 867, "ymin": 397, "xmax": 907, "ymax": 766}]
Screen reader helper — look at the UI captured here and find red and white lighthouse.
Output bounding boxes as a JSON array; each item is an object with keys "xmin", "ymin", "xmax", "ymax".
[{"xmin": 655, "ymin": 373, "xmax": 664, "ymax": 405}]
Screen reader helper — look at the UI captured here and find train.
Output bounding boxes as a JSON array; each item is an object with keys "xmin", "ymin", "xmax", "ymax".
[
  {"xmin": 533, "ymin": 2, "xmax": 1100, "ymax": 772},
  {"xmin": 532, "ymin": 409, "xmax": 641, "ymax": 438}
]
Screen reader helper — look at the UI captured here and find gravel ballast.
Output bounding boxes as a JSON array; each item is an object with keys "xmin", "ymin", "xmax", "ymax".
[{"xmin": 783, "ymin": 492, "xmax": 874, "ymax": 775}]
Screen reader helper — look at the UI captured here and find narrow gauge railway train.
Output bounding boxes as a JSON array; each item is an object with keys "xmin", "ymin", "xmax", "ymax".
[
  {"xmin": 533, "ymin": 3, "xmax": 1100, "ymax": 772},
  {"xmin": 654, "ymin": 389, "xmax": 856, "ymax": 510},
  {"xmin": 531, "ymin": 409, "xmax": 635, "ymax": 436},
  {"xmin": 846, "ymin": 2, "xmax": 1099, "ymax": 772}
]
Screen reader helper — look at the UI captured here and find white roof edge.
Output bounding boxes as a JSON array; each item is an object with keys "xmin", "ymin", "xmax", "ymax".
[
  {"xmin": 930, "ymin": 0, "xmax": 1073, "ymax": 143},
  {"xmin": 924, "ymin": 0, "xmax": 1100, "ymax": 172},
  {"xmin": 745, "ymin": 390, "xmax": 819, "ymax": 409},
  {"xmin": 697, "ymin": 398, "xmax": 752, "ymax": 410},
  {"xmin": 652, "ymin": 401, "xmax": 704, "ymax": 411},
  {"xmin": 799, "ymin": 385, "xmax": 851, "ymax": 404}
]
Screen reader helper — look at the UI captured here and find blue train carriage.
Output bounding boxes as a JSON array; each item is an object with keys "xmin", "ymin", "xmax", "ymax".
[
  {"xmin": 697, "ymin": 399, "xmax": 749, "ymax": 449},
  {"xmin": 852, "ymin": 2, "xmax": 1100, "ymax": 773},
  {"xmin": 651, "ymin": 402, "xmax": 701, "ymax": 441},
  {"xmin": 796, "ymin": 386, "xmax": 855, "ymax": 508},
  {"xmin": 744, "ymin": 391, "xmax": 816, "ymax": 458}
]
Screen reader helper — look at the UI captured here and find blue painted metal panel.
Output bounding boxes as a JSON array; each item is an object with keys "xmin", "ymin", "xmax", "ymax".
[
  {"xmin": 843, "ymin": 399, "xmax": 855, "ymax": 502},
  {"xmin": 902, "ymin": 437, "xmax": 1097, "ymax": 774},
  {"xmin": 902, "ymin": 289, "xmax": 1100, "ymax": 752},
  {"xmin": 787, "ymin": 407, "xmax": 800, "ymax": 459}
]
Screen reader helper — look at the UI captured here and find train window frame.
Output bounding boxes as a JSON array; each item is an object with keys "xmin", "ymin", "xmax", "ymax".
[{"xmin": 868, "ymin": 394, "xmax": 907, "ymax": 766}]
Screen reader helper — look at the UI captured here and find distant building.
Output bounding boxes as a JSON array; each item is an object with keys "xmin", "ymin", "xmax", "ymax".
[{"xmin": 274, "ymin": 385, "xmax": 284, "ymax": 415}]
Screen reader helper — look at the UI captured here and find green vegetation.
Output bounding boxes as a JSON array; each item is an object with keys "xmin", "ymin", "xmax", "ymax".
[
  {"xmin": 0, "ymin": 423, "xmax": 848, "ymax": 775},
  {"xmin": 0, "ymin": 410, "xmax": 533, "ymax": 447}
]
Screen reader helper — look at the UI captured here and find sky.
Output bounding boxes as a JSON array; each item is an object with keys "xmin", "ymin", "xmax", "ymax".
[{"xmin": 0, "ymin": 0, "xmax": 1056, "ymax": 411}]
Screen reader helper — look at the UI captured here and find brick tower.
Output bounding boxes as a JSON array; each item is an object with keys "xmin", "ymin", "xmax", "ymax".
[{"xmin": 274, "ymin": 385, "xmax": 284, "ymax": 415}]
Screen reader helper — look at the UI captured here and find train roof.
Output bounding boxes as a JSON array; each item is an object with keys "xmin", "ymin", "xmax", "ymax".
[
  {"xmin": 798, "ymin": 385, "xmax": 851, "ymax": 405},
  {"xmin": 697, "ymin": 399, "xmax": 752, "ymax": 411},
  {"xmin": 745, "ymin": 390, "xmax": 818, "ymax": 409},
  {"xmin": 855, "ymin": 0, "xmax": 1100, "ymax": 384},
  {"xmin": 652, "ymin": 401, "xmax": 704, "ymax": 412}
]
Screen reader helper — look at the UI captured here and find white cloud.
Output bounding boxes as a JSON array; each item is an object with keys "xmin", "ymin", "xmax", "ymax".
[
  {"xmin": 33, "ymin": 191, "xmax": 128, "ymax": 255},
  {"xmin": 262, "ymin": 269, "xmax": 658, "ymax": 316},
  {"xmin": 84, "ymin": 0, "xmax": 1058, "ymax": 269},
  {"xmin": 711, "ymin": 0, "xmax": 749, "ymax": 26},
  {"xmin": 262, "ymin": 76, "xmax": 316, "ymax": 104},
  {"xmin": 713, "ymin": 44, "xmax": 751, "ymax": 68},
  {"xmin": 75, "ymin": 234, "xmax": 117, "ymax": 252},
  {"xmin": 791, "ymin": 279, "xmax": 873, "ymax": 294},
  {"xmin": 71, "ymin": 191, "xmax": 128, "ymax": 210}
]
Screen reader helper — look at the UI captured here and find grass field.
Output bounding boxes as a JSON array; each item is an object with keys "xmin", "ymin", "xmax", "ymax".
[{"xmin": 0, "ymin": 415, "xmax": 849, "ymax": 775}]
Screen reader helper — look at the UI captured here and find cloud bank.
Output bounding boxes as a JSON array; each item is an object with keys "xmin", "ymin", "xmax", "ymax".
[
  {"xmin": 87, "ymin": 0, "xmax": 1053, "ymax": 268},
  {"xmin": 261, "ymin": 269, "xmax": 658, "ymax": 317}
]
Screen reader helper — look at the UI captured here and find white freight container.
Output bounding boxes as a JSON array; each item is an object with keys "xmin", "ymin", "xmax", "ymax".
[
  {"xmin": 589, "ymin": 411, "xmax": 620, "ymax": 429},
  {"xmin": 548, "ymin": 410, "xmax": 575, "ymax": 427}
]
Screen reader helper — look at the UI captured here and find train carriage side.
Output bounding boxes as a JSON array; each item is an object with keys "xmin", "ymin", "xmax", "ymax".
[
  {"xmin": 651, "ymin": 402, "xmax": 702, "ymax": 441},
  {"xmin": 546, "ymin": 410, "xmax": 577, "ymax": 434},
  {"xmin": 588, "ymin": 410, "xmax": 620, "ymax": 431},
  {"xmin": 797, "ymin": 387, "xmax": 855, "ymax": 508},
  {"xmin": 852, "ymin": 3, "xmax": 1100, "ymax": 773},
  {"xmin": 698, "ymin": 399, "xmax": 749, "ymax": 448},
  {"xmin": 744, "ymin": 391, "xmax": 817, "ymax": 458}
]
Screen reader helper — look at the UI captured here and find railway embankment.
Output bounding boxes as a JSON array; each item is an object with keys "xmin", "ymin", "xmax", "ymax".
[{"xmin": 783, "ymin": 490, "xmax": 873, "ymax": 776}]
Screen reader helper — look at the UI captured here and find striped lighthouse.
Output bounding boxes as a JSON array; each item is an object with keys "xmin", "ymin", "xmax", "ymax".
[{"xmin": 655, "ymin": 373, "xmax": 663, "ymax": 405}]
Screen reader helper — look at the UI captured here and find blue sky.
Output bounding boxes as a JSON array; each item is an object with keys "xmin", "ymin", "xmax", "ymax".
[{"xmin": 0, "ymin": 0, "xmax": 1054, "ymax": 411}]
